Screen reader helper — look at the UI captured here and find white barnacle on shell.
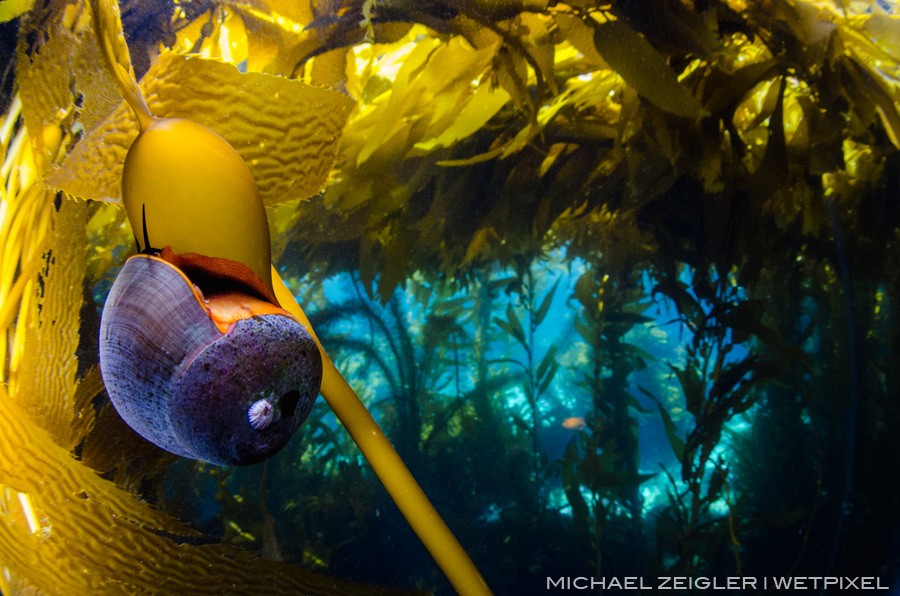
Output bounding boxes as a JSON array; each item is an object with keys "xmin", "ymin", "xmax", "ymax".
[{"xmin": 248, "ymin": 398, "xmax": 275, "ymax": 430}]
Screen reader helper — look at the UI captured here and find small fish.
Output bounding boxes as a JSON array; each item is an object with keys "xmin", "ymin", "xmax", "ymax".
[{"xmin": 561, "ymin": 417, "xmax": 586, "ymax": 430}]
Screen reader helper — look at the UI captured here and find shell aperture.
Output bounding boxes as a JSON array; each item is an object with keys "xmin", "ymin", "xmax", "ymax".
[{"xmin": 99, "ymin": 252, "xmax": 322, "ymax": 466}]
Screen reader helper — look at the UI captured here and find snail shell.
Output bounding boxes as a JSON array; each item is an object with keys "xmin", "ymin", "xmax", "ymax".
[{"xmin": 99, "ymin": 253, "xmax": 322, "ymax": 466}]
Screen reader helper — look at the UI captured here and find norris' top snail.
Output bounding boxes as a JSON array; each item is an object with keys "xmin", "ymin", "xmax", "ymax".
[
  {"xmin": 89, "ymin": 0, "xmax": 489, "ymax": 588},
  {"xmin": 99, "ymin": 98, "xmax": 322, "ymax": 466},
  {"xmin": 99, "ymin": 248, "xmax": 322, "ymax": 466}
]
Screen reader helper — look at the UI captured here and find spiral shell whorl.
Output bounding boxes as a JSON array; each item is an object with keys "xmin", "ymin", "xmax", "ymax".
[{"xmin": 99, "ymin": 255, "xmax": 322, "ymax": 466}]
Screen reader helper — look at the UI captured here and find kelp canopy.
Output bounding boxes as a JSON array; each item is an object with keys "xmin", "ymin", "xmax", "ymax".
[{"xmin": 1, "ymin": 0, "xmax": 899, "ymax": 593}]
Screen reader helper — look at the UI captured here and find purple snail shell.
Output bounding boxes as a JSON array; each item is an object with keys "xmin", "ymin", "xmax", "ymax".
[{"xmin": 99, "ymin": 254, "xmax": 322, "ymax": 466}]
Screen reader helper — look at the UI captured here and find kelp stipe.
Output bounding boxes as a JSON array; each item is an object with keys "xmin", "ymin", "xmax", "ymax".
[
  {"xmin": 272, "ymin": 273, "xmax": 490, "ymax": 594},
  {"xmin": 88, "ymin": 0, "xmax": 489, "ymax": 591}
]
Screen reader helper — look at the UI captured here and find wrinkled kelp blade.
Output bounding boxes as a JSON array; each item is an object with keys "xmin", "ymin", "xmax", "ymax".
[
  {"xmin": 50, "ymin": 53, "xmax": 354, "ymax": 206},
  {"xmin": 0, "ymin": 388, "xmax": 401, "ymax": 595},
  {"xmin": 9, "ymin": 197, "xmax": 89, "ymax": 449}
]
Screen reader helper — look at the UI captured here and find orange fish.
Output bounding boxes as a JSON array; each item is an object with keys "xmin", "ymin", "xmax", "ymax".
[{"xmin": 562, "ymin": 417, "xmax": 586, "ymax": 430}]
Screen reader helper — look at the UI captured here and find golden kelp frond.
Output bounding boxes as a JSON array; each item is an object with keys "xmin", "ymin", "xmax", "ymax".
[
  {"xmin": 0, "ymin": 0, "xmax": 34, "ymax": 22},
  {"xmin": 257, "ymin": 0, "xmax": 900, "ymax": 296},
  {"xmin": 0, "ymin": 111, "xmax": 385, "ymax": 592},
  {"xmin": 591, "ymin": 19, "xmax": 706, "ymax": 118},
  {"xmin": 88, "ymin": 0, "xmax": 151, "ymax": 128},
  {"xmin": 6, "ymin": 1, "xmax": 109, "ymax": 448},
  {"xmin": 0, "ymin": 387, "xmax": 393, "ymax": 595},
  {"xmin": 728, "ymin": 1, "xmax": 900, "ymax": 147},
  {"xmin": 51, "ymin": 52, "xmax": 354, "ymax": 206},
  {"xmin": 0, "ymin": 104, "xmax": 49, "ymax": 391},
  {"xmin": 552, "ymin": 203, "xmax": 654, "ymax": 277},
  {"xmin": 278, "ymin": 2, "xmax": 726, "ymax": 291},
  {"xmin": 15, "ymin": 0, "xmax": 122, "ymax": 162},
  {"xmin": 347, "ymin": 31, "xmax": 504, "ymax": 168},
  {"xmin": 1, "ymin": 2, "xmax": 405, "ymax": 592},
  {"xmin": 225, "ymin": 0, "xmax": 316, "ymax": 75},
  {"xmin": 8, "ymin": 197, "xmax": 91, "ymax": 449}
]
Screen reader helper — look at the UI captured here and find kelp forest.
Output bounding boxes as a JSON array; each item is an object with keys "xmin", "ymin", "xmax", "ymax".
[{"xmin": 0, "ymin": 0, "xmax": 898, "ymax": 593}]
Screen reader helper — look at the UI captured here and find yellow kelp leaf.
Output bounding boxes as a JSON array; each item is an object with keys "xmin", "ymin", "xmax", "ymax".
[
  {"xmin": 51, "ymin": 52, "xmax": 355, "ymax": 206},
  {"xmin": 413, "ymin": 82, "xmax": 510, "ymax": 152},
  {"xmin": 462, "ymin": 226, "xmax": 500, "ymax": 265},
  {"xmin": 556, "ymin": 13, "xmax": 606, "ymax": 67},
  {"xmin": 68, "ymin": 366, "xmax": 104, "ymax": 447},
  {"xmin": 0, "ymin": 389, "xmax": 396, "ymax": 595},
  {"xmin": 564, "ymin": 69, "xmax": 622, "ymax": 119},
  {"xmin": 519, "ymin": 13, "xmax": 557, "ymax": 94},
  {"xmin": 497, "ymin": 90, "xmax": 568, "ymax": 158},
  {"xmin": 353, "ymin": 38, "xmax": 442, "ymax": 166},
  {"xmin": 494, "ymin": 35, "xmax": 531, "ymax": 114},
  {"xmin": 0, "ymin": 0, "xmax": 34, "ymax": 23},
  {"xmin": 352, "ymin": 34, "xmax": 501, "ymax": 166},
  {"xmin": 539, "ymin": 142, "xmax": 573, "ymax": 177},
  {"xmin": 858, "ymin": 13, "xmax": 900, "ymax": 62},
  {"xmin": 592, "ymin": 20, "xmax": 706, "ymax": 118},
  {"xmin": 15, "ymin": 0, "xmax": 122, "ymax": 160},
  {"xmin": 8, "ymin": 196, "xmax": 86, "ymax": 449},
  {"xmin": 15, "ymin": 0, "xmax": 80, "ymax": 162},
  {"xmin": 72, "ymin": 16, "xmax": 128, "ymax": 131},
  {"xmin": 842, "ymin": 56, "xmax": 900, "ymax": 150},
  {"xmin": 229, "ymin": 0, "xmax": 315, "ymax": 75}
]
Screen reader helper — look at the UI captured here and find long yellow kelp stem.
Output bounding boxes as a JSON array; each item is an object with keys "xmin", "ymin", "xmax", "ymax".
[
  {"xmin": 88, "ymin": 0, "xmax": 151, "ymax": 130},
  {"xmin": 272, "ymin": 272, "xmax": 490, "ymax": 595}
]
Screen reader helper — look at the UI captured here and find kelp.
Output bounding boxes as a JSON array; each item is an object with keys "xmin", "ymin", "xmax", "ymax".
[
  {"xmin": 0, "ymin": 108, "xmax": 385, "ymax": 596},
  {"xmin": 89, "ymin": 0, "xmax": 897, "ymax": 297},
  {"xmin": 51, "ymin": 52, "xmax": 354, "ymax": 206},
  {"xmin": 0, "ymin": 384, "xmax": 393, "ymax": 595},
  {"xmin": 1, "ymin": 0, "xmax": 899, "ymax": 592},
  {"xmin": 261, "ymin": 0, "xmax": 899, "ymax": 297},
  {"xmin": 4, "ymin": 0, "xmax": 898, "ymax": 288},
  {"xmin": 0, "ymin": 0, "xmax": 395, "ymax": 592},
  {"xmin": 491, "ymin": 260, "xmax": 562, "ymax": 493}
]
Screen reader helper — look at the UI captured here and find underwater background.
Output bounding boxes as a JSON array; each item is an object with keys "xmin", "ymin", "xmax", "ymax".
[{"xmin": 1, "ymin": 0, "xmax": 899, "ymax": 593}]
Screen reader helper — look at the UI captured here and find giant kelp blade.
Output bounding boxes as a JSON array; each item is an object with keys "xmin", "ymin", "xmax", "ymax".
[
  {"xmin": 841, "ymin": 56, "xmax": 900, "ymax": 151},
  {"xmin": 0, "ymin": 389, "xmax": 406, "ymax": 595},
  {"xmin": 227, "ymin": 0, "xmax": 315, "ymax": 75},
  {"xmin": 88, "ymin": 0, "xmax": 150, "ymax": 129},
  {"xmin": 857, "ymin": 13, "xmax": 900, "ymax": 62},
  {"xmin": 50, "ymin": 52, "xmax": 355, "ymax": 205},
  {"xmin": 561, "ymin": 439, "xmax": 591, "ymax": 526},
  {"xmin": 413, "ymin": 82, "xmax": 510, "ymax": 152},
  {"xmin": 592, "ymin": 20, "xmax": 705, "ymax": 118},
  {"xmin": 14, "ymin": 0, "xmax": 122, "ymax": 161},
  {"xmin": 0, "ymin": 0, "xmax": 34, "ymax": 23},
  {"xmin": 9, "ymin": 197, "xmax": 90, "ymax": 449},
  {"xmin": 639, "ymin": 386, "xmax": 685, "ymax": 461}
]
